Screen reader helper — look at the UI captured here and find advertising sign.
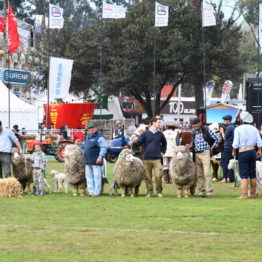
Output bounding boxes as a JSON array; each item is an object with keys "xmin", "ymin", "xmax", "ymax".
[
  {"xmin": 3, "ymin": 70, "xmax": 31, "ymax": 84},
  {"xmin": 155, "ymin": 2, "xmax": 169, "ymax": 27},
  {"xmin": 49, "ymin": 4, "xmax": 64, "ymax": 29},
  {"xmin": 43, "ymin": 103, "xmax": 95, "ymax": 129}
]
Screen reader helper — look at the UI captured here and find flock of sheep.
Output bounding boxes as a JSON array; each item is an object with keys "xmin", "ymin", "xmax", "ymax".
[{"xmin": 1, "ymin": 143, "xmax": 262, "ymax": 198}]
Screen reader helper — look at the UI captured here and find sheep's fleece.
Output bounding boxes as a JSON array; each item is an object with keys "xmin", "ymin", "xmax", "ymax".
[
  {"xmin": 113, "ymin": 149, "xmax": 144, "ymax": 197},
  {"xmin": 64, "ymin": 144, "xmax": 86, "ymax": 196},
  {"xmin": 170, "ymin": 146, "xmax": 196, "ymax": 198}
]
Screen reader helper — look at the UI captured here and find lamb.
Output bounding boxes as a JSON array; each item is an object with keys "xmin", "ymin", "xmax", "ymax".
[
  {"xmin": 11, "ymin": 148, "xmax": 33, "ymax": 194},
  {"xmin": 0, "ymin": 177, "xmax": 21, "ymax": 198},
  {"xmin": 49, "ymin": 169, "xmax": 68, "ymax": 193},
  {"xmin": 64, "ymin": 144, "xmax": 86, "ymax": 196},
  {"xmin": 113, "ymin": 149, "xmax": 144, "ymax": 197},
  {"xmin": 170, "ymin": 145, "xmax": 197, "ymax": 198},
  {"xmin": 228, "ymin": 159, "xmax": 262, "ymax": 195}
]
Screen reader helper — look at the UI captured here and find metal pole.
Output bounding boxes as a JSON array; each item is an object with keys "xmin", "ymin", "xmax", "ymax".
[
  {"xmin": 258, "ymin": 2, "xmax": 261, "ymax": 126},
  {"xmin": 177, "ymin": 84, "xmax": 182, "ymax": 125},
  {"xmin": 153, "ymin": 30, "xmax": 156, "ymax": 98},
  {"xmin": 46, "ymin": 13, "xmax": 50, "ymax": 128}
]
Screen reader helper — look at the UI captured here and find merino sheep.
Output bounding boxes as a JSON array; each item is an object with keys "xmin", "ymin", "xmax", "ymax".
[
  {"xmin": 11, "ymin": 148, "xmax": 33, "ymax": 194},
  {"xmin": 0, "ymin": 177, "xmax": 21, "ymax": 198},
  {"xmin": 228, "ymin": 159, "xmax": 262, "ymax": 195},
  {"xmin": 170, "ymin": 146, "xmax": 197, "ymax": 198},
  {"xmin": 113, "ymin": 149, "xmax": 144, "ymax": 197},
  {"xmin": 49, "ymin": 169, "xmax": 68, "ymax": 193},
  {"xmin": 64, "ymin": 144, "xmax": 86, "ymax": 196}
]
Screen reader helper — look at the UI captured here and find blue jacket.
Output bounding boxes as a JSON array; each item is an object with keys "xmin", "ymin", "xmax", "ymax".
[
  {"xmin": 84, "ymin": 131, "xmax": 106, "ymax": 165},
  {"xmin": 224, "ymin": 123, "xmax": 235, "ymax": 148}
]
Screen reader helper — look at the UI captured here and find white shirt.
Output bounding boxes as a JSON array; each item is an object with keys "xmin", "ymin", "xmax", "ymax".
[{"xmin": 0, "ymin": 128, "xmax": 19, "ymax": 153}]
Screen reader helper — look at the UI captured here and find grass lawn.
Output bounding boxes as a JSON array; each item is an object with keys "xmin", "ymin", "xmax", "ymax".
[{"xmin": 1, "ymin": 160, "xmax": 262, "ymax": 262}]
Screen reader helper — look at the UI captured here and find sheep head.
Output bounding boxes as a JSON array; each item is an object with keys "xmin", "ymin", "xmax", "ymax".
[
  {"xmin": 64, "ymin": 145, "xmax": 83, "ymax": 159},
  {"xmin": 49, "ymin": 169, "xmax": 59, "ymax": 177},
  {"xmin": 173, "ymin": 146, "xmax": 190, "ymax": 160},
  {"xmin": 11, "ymin": 148, "xmax": 21, "ymax": 161},
  {"xmin": 228, "ymin": 159, "xmax": 238, "ymax": 170}
]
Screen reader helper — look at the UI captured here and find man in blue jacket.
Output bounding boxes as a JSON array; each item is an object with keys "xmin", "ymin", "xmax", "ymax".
[
  {"xmin": 84, "ymin": 122, "xmax": 106, "ymax": 197},
  {"xmin": 132, "ymin": 116, "xmax": 167, "ymax": 197},
  {"xmin": 219, "ymin": 115, "xmax": 235, "ymax": 183}
]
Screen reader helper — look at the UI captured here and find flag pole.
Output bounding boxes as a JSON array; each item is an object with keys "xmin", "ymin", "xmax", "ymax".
[
  {"xmin": 46, "ymin": 8, "xmax": 50, "ymax": 129},
  {"xmin": 153, "ymin": 29, "xmax": 156, "ymax": 101},
  {"xmin": 258, "ymin": 2, "xmax": 261, "ymax": 126}
]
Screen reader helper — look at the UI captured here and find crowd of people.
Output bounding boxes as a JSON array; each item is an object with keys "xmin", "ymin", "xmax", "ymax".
[{"xmin": 0, "ymin": 110, "xmax": 262, "ymax": 199}]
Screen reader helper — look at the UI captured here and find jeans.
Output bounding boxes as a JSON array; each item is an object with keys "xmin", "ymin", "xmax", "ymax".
[
  {"xmin": 0, "ymin": 153, "xmax": 11, "ymax": 178},
  {"xmin": 222, "ymin": 147, "xmax": 234, "ymax": 182},
  {"xmin": 85, "ymin": 165, "xmax": 102, "ymax": 196},
  {"xmin": 238, "ymin": 150, "xmax": 257, "ymax": 179}
]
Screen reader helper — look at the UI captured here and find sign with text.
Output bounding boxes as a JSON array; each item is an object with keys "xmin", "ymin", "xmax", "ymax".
[{"xmin": 3, "ymin": 70, "xmax": 31, "ymax": 84}]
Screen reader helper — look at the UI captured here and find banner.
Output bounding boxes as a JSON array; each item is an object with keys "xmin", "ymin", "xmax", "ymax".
[
  {"xmin": 49, "ymin": 4, "xmax": 64, "ymax": 29},
  {"xmin": 202, "ymin": 2, "xmax": 216, "ymax": 27},
  {"xmin": 204, "ymin": 80, "xmax": 216, "ymax": 106},
  {"xmin": 43, "ymin": 103, "xmax": 95, "ymax": 129},
  {"xmin": 8, "ymin": 3, "xmax": 22, "ymax": 53},
  {"xmin": 259, "ymin": 3, "xmax": 262, "ymax": 54},
  {"xmin": 221, "ymin": 80, "xmax": 233, "ymax": 103},
  {"xmin": 34, "ymin": 15, "xmax": 43, "ymax": 38},
  {"xmin": 155, "ymin": 2, "xmax": 169, "ymax": 27},
  {"xmin": 102, "ymin": 2, "xmax": 126, "ymax": 19},
  {"xmin": 49, "ymin": 57, "xmax": 74, "ymax": 100}
]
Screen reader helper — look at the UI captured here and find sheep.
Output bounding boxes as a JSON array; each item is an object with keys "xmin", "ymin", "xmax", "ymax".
[
  {"xmin": 228, "ymin": 159, "xmax": 262, "ymax": 196},
  {"xmin": 64, "ymin": 144, "xmax": 86, "ymax": 196},
  {"xmin": 11, "ymin": 148, "xmax": 33, "ymax": 194},
  {"xmin": 113, "ymin": 149, "xmax": 144, "ymax": 197},
  {"xmin": 170, "ymin": 145, "xmax": 197, "ymax": 198},
  {"xmin": 0, "ymin": 177, "xmax": 21, "ymax": 198},
  {"xmin": 49, "ymin": 169, "xmax": 68, "ymax": 193}
]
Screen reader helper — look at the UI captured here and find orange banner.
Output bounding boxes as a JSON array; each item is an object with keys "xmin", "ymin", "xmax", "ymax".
[{"xmin": 43, "ymin": 103, "xmax": 95, "ymax": 129}]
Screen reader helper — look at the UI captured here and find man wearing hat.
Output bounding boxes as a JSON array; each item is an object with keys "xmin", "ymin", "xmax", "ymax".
[
  {"xmin": 84, "ymin": 122, "xmax": 106, "ymax": 197},
  {"xmin": 191, "ymin": 118, "xmax": 221, "ymax": 198},
  {"xmin": 232, "ymin": 111, "xmax": 262, "ymax": 199},
  {"xmin": 219, "ymin": 115, "xmax": 235, "ymax": 183}
]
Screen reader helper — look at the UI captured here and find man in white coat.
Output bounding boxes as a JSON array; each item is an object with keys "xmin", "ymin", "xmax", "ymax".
[{"xmin": 163, "ymin": 123, "xmax": 181, "ymax": 183}]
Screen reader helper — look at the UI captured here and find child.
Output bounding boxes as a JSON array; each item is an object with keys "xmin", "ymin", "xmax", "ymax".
[{"xmin": 31, "ymin": 143, "xmax": 47, "ymax": 196}]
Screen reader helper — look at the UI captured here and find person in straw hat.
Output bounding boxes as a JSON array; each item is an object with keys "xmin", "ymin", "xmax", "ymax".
[{"xmin": 232, "ymin": 111, "xmax": 262, "ymax": 199}]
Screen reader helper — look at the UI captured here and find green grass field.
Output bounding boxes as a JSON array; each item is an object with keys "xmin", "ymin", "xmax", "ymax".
[{"xmin": 1, "ymin": 160, "xmax": 262, "ymax": 262}]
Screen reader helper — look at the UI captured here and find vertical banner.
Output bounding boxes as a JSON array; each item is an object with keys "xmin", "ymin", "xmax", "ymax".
[
  {"xmin": 155, "ymin": 2, "xmax": 169, "ymax": 27},
  {"xmin": 202, "ymin": 2, "xmax": 216, "ymax": 27},
  {"xmin": 259, "ymin": 2, "xmax": 262, "ymax": 54},
  {"xmin": 49, "ymin": 4, "xmax": 64, "ymax": 29},
  {"xmin": 205, "ymin": 80, "xmax": 216, "ymax": 106},
  {"xmin": 221, "ymin": 80, "xmax": 233, "ymax": 103},
  {"xmin": 49, "ymin": 57, "xmax": 74, "ymax": 101},
  {"xmin": 34, "ymin": 15, "xmax": 44, "ymax": 38},
  {"xmin": 102, "ymin": 2, "xmax": 126, "ymax": 19}
]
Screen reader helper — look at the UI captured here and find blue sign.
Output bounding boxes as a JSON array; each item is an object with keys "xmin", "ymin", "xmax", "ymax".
[{"xmin": 3, "ymin": 70, "xmax": 31, "ymax": 84}]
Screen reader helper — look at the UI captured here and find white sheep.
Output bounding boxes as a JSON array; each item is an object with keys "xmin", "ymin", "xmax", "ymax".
[
  {"xmin": 113, "ymin": 149, "xmax": 144, "ymax": 197},
  {"xmin": 228, "ymin": 159, "xmax": 262, "ymax": 195},
  {"xmin": 49, "ymin": 169, "xmax": 68, "ymax": 193},
  {"xmin": 170, "ymin": 146, "xmax": 197, "ymax": 198},
  {"xmin": 64, "ymin": 145, "xmax": 86, "ymax": 196}
]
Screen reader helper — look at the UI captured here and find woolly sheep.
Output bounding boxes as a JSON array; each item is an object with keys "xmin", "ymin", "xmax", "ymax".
[
  {"xmin": 11, "ymin": 148, "xmax": 33, "ymax": 194},
  {"xmin": 0, "ymin": 177, "xmax": 21, "ymax": 198},
  {"xmin": 170, "ymin": 145, "xmax": 196, "ymax": 198},
  {"xmin": 113, "ymin": 149, "xmax": 144, "ymax": 197},
  {"xmin": 64, "ymin": 144, "xmax": 86, "ymax": 196}
]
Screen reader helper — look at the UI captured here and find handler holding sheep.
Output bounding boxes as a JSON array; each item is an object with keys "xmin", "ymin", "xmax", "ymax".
[
  {"xmin": 0, "ymin": 120, "xmax": 23, "ymax": 178},
  {"xmin": 130, "ymin": 116, "xmax": 167, "ymax": 197},
  {"xmin": 84, "ymin": 122, "xmax": 106, "ymax": 197}
]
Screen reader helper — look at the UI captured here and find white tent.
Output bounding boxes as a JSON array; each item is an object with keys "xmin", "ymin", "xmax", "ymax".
[{"xmin": 0, "ymin": 81, "xmax": 39, "ymax": 131}]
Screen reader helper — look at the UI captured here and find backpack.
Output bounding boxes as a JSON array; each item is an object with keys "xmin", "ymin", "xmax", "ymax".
[{"xmin": 201, "ymin": 127, "xmax": 221, "ymax": 155}]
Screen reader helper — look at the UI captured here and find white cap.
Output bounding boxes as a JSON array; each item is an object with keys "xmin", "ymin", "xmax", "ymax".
[{"xmin": 240, "ymin": 111, "xmax": 253, "ymax": 124}]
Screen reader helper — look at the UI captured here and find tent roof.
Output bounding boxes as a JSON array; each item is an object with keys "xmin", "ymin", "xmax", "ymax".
[{"xmin": 0, "ymin": 81, "xmax": 37, "ymax": 112}]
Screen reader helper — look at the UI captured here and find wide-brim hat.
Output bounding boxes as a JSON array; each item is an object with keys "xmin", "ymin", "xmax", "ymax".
[
  {"xmin": 222, "ymin": 115, "xmax": 232, "ymax": 121},
  {"xmin": 240, "ymin": 111, "xmax": 253, "ymax": 124},
  {"xmin": 86, "ymin": 122, "xmax": 97, "ymax": 129},
  {"xmin": 166, "ymin": 122, "xmax": 179, "ymax": 128}
]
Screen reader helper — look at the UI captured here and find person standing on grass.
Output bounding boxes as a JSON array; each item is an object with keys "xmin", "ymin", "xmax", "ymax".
[
  {"xmin": 0, "ymin": 120, "xmax": 23, "ymax": 178},
  {"xmin": 232, "ymin": 111, "xmax": 262, "ymax": 199},
  {"xmin": 84, "ymin": 122, "xmax": 106, "ymax": 197},
  {"xmin": 190, "ymin": 118, "xmax": 221, "ymax": 199},
  {"xmin": 130, "ymin": 116, "xmax": 167, "ymax": 198},
  {"xmin": 31, "ymin": 143, "xmax": 47, "ymax": 196},
  {"xmin": 219, "ymin": 115, "xmax": 235, "ymax": 184}
]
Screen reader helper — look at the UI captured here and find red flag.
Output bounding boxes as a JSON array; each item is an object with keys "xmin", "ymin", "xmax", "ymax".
[
  {"xmin": 0, "ymin": 17, "xmax": 6, "ymax": 32},
  {"xmin": 8, "ymin": 2, "xmax": 22, "ymax": 53}
]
